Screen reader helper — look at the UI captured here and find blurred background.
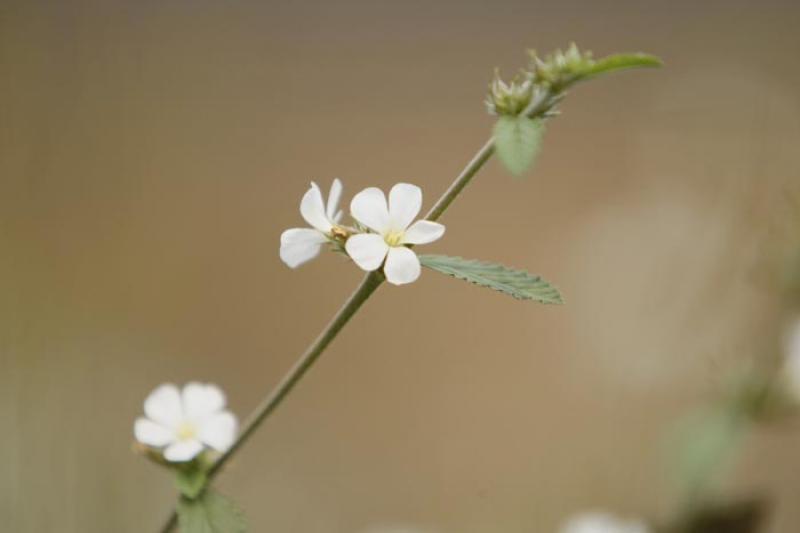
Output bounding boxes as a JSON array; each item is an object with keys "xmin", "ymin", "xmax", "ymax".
[{"xmin": 3, "ymin": 0, "xmax": 800, "ymax": 531}]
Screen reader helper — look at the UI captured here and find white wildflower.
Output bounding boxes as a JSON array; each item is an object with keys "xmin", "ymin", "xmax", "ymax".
[
  {"xmin": 782, "ymin": 316, "xmax": 800, "ymax": 399},
  {"xmin": 346, "ymin": 183, "xmax": 445, "ymax": 285},
  {"xmin": 560, "ymin": 512, "xmax": 650, "ymax": 533},
  {"xmin": 134, "ymin": 382, "xmax": 238, "ymax": 462},
  {"xmin": 280, "ymin": 179, "xmax": 344, "ymax": 268}
]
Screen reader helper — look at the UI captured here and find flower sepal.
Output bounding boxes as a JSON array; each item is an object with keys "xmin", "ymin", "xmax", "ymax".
[
  {"xmin": 174, "ymin": 457, "xmax": 213, "ymax": 500},
  {"xmin": 134, "ymin": 438, "xmax": 218, "ymax": 499}
]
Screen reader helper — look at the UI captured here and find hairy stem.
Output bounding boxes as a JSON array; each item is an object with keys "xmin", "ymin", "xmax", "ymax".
[{"xmin": 159, "ymin": 88, "xmax": 559, "ymax": 533}]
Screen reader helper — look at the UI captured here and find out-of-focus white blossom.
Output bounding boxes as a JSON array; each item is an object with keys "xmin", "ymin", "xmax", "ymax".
[
  {"xmin": 560, "ymin": 512, "xmax": 650, "ymax": 533},
  {"xmin": 782, "ymin": 317, "xmax": 800, "ymax": 399},
  {"xmin": 359, "ymin": 525, "xmax": 435, "ymax": 533},
  {"xmin": 134, "ymin": 382, "xmax": 238, "ymax": 463}
]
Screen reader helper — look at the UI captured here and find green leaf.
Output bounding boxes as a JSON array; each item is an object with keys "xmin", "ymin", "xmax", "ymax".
[
  {"xmin": 493, "ymin": 115, "xmax": 544, "ymax": 176},
  {"xmin": 418, "ymin": 255, "xmax": 563, "ymax": 303},
  {"xmin": 580, "ymin": 53, "xmax": 662, "ymax": 80},
  {"xmin": 671, "ymin": 407, "xmax": 745, "ymax": 498},
  {"xmin": 175, "ymin": 467, "xmax": 208, "ymax": 500},
  {"xmin": 177, "ymin": 490, "xmax": 247, "ymax": 533}
]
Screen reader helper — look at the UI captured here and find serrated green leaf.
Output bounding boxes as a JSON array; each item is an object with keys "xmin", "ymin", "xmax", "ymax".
[
  {"xmin": 177, "ymin": 490, "xmax": 247, "ymax": 533},
  {"xmin": 493, "ymin": 115, "xmax": 544, "ymax": 177},
  {"xmin": 580, "ymin": 53, "xmax": 662, "ymax": 80},
  {"xmin": 419, "ymin": 254, "xmax": 562, "ymax": 303},
  {"xmin": 175, "ymin": 467, "xmax": 208, "ymax": 500}
]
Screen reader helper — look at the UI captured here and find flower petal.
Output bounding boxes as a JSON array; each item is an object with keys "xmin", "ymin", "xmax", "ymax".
[
  {"xmin": 198, "ymin": 411, "xmax": 238, "ymax": 452},
  {"xmin": 300, "ymin": 182, "xmax": 333, "ymax": 233},
  {"xmin": 384, "ymin": 246, "xmax": 421, "ymax": 285},
  {"xmin": 163, "ymin": 439, "xmax": 204, "ymax": 462},
  {"xmin": 134, "ymin": 417, "xmax": 176, "ymax": 447},
  {"xmin": 350, "ymin": 187, "xmax": 390, "ymax": 233},
  {"xmin": 144, "ymin": 383, "xmax": 183, "ymax": 428},
  {"xmin": 280, "ymin": 228, "xmax": 326, "ymax": 268},
  {"xmin": 345, "ymin": 233, "xmax": 389, "ymax": 271},
  {"xmin": 182, "ymin": 382, "xmax": 226, "ymax": 421},
  {"xmin": 388, "ymin": 183, "xmax": 422, "ymax": 230},
  {"xmin": 402, "ymin": 220, "xmax": 445, "ymax": 245},
  {"xmin": 326, "ymin": 178, "xmax": 343, "ymax": 221}
]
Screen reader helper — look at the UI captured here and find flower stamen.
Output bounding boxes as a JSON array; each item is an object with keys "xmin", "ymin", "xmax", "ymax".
[
  {"xmin": 383, "ymin": 230, "xmax": 404, "ymax": 247},
  {"xmin": 176, "ymin": 422, "xmax": 197, "ymax": 441}
]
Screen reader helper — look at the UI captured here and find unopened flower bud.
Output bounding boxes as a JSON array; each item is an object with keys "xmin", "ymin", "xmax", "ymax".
[
  {"xmin": 485, "ymin": 71, "xmax": 534, "ymax": 116},
  {"xmin": 528, "ymin": 43, "xmax": 594, "ymax": 86}
]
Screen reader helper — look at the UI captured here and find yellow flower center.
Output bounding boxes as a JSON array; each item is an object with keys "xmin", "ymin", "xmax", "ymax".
[
  {"xmin": 384, "ymin": 230, "xmax": 404, "ymax": 247},
  {"xmin": 176, "ymin": 422, "xmax": 197, "ymax": 441}
]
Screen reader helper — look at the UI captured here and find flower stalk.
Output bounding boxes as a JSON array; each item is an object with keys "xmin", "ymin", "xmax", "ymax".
[
  {"xmin": 158, "ymin": 104, "xmax": 512, "ymax": 533},
  {"xmin": 157, "ymin": 46, "xmax": 661, "ymax": 532},
  {"xmin": 424, "ymin": 85, "xmax": 558, "ymax": 222}
]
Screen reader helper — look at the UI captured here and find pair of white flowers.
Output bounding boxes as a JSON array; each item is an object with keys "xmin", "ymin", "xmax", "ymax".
[
  {"xmin": 134, "ymin": 382, "xmax": 238, "ymax": 462},
  {"xmin": 280, "ymin": 179, "xmax": 446, "ymax": 285}
]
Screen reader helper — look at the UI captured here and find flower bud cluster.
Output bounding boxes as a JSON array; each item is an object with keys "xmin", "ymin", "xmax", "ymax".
[
  {"xmin": 486, "ymin": 43, "xmax": 596, "ymax": 117},
  {"xmin": 528, "ymin": 42, "xmax": 595, "ymax": 86},
  {"xmin": 484, "ymin": 72, "xmax": 534, "ymax": 116}
]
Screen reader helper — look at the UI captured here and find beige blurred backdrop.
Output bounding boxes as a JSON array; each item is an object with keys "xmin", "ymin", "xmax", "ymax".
[{"xmin": 3, "ymin": 0, "xmax": 800, "ymax": 531}]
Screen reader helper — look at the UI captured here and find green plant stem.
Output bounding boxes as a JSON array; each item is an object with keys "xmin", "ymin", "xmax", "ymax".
[
  {"xmin": 425, "ymin": 88, "xmax": 556, "ymax": 222},
  {"xmin": 158, "ymin": 87, "xmax": 561, "ymax": 533},
  {"xmin": 212, "ymin": 270, "xmax": 384, "ymax": 481},
  {"xmin": 159, "ymin": 272, "xmax": 383, "ymax": 533},
  {"xmin": 424, "ymin": 139, "xmax": 495, "ymax": 222}
]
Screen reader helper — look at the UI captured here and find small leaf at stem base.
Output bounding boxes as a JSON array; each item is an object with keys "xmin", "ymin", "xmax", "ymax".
[{"xmin": 177, "ymin": 490, "xmax": 247, "ymax": 533}]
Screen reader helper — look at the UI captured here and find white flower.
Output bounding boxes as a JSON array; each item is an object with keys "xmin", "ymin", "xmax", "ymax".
[
  {"xmin": 134, "ymin": 382, "xmax": 238, "ymax": 462},
  {"xmin": 560, "ymin": 512, "xmax": 650, "ymax": 533},
  {"xmin": 782, "ymin": 317, "xmax": 800, "ymax": 398},
  {"xmin": 280, "ymin": 179, "xmax": 344, "ymax": 268},
  {"xmin": 345, "ymin": 183, "xmax": 445, "ymax": 285},
  {"xmin": 360, "ymin": 526, "xmax": 434, "ymax": 533}
]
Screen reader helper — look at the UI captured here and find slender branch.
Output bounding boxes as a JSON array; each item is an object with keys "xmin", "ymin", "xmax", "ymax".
[
  {"xmin": 160, "ymin": 506, "xmax": 178, "ymax": 533},
  {"xmin": 159, "ymin": 272, "xmax": 383, "ymax": 533},
  {"xmin": 424, "ymin": 139, "xmax": 495, "ymax": 222},
  {"xmin": 211, "ymin": 270, "xmax": 384, "ymax": 479},
  {"xmin": 159, "ymin": 86, "xmax": 560, "ymax": 533},
  {"xmin": 424, "ymin": 88, "xmax": 557, "ymax": 223}
]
